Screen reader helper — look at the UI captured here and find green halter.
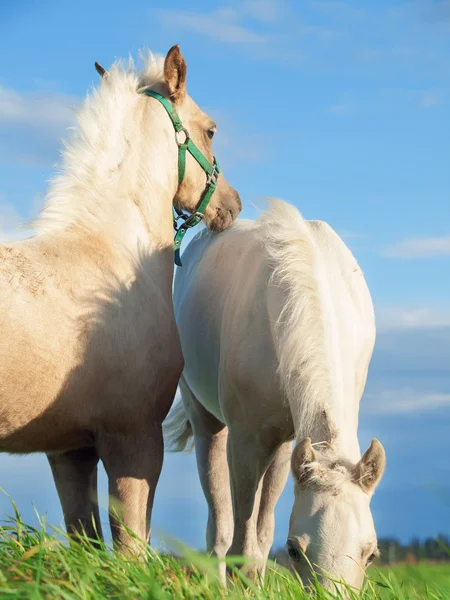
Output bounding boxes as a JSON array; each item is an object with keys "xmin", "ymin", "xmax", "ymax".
[{"xmin": 143, "ymin": 90, "xmax": 220, "ymax": 267}]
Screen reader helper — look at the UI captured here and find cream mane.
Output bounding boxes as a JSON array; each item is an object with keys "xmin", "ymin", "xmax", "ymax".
[
  {"xmin": 258, "ymin": 200, "xmax": 342, "ymax": 444},
  {"xmin": 34, "ymin": 51, "xmax": 167, "ymax": 236}
]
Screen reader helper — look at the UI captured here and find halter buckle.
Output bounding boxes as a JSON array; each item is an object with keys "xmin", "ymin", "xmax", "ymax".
[
  {"xmin": 183, "ymin": 212, "xmax": 205, "ymax": 228},
  {"xmin": 207, "ymin": 164, "xmax": 220, "ymax": 186},
  {"xmin": 175, "ymin": 128, "xmax": 189, "ymax": 147}
]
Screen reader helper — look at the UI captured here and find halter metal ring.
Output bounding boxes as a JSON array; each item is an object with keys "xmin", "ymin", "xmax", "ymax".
[{"xmin": 175, "ymin": 128, "xmax": 189, "ymax": 147}]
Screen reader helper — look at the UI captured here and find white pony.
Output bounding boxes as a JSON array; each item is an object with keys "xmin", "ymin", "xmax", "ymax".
[
  {"xmin": 165, "ymin": 200, "xmax": 385, "ymax": 590},
  {"xmin": 0, "ymin": 45, "xmax": 241, "ymax": 553}
]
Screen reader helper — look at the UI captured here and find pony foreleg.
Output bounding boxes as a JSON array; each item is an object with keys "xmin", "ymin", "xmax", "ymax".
[
  {"xmin": 226, "ymin": 430, "xmax": 275, "ymax": 583},
  {"xmin": 47, "ymin": 447, "xmax": 103, "ymax": 542},
  {"xmin": 257, "ymin": 441, "xmax": 292, "ymax": 571},
  {"xmin": 97, "ymin": 425, "xmax": 163, "ymax": 557}
]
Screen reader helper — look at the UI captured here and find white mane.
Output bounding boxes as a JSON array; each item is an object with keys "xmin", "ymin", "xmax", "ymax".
[
  {"xmin": 258, "ymin": 200, "xmax": 341, "ymax": 443},
  {"xmin": 34, "ymin": 50, "xmax": 166, "ymax": 234}
]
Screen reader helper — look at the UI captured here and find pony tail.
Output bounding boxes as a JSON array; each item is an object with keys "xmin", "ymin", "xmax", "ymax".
[{"xmin": 163, "ymin": 397, "xmax": 195, "ymax": 452}]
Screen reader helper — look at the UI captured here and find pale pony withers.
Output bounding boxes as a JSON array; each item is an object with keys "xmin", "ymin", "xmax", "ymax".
[
  {"xmin": 0, "ymin": 45, "xmax": 241, "ymax": 554},
  {"xmin": 165, "ymin": 199, "xmax": 385, "ymax": 591}
]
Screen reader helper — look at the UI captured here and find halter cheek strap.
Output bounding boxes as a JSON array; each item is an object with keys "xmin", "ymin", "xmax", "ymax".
[{"xmin": 142, "ymin": 90, "xmax": 220, "ymax": 267}]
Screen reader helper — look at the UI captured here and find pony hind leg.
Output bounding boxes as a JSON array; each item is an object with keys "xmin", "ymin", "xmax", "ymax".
[
  {"xmin": 257, "ymin": 441, "xmax": 292, "ymax": 570},
  {"xmin": 96, "ymin": 424, "xmax": 164, "ymax": 557},
  {"xmin": 47, "ymin": 446, "xmax": 103, "ymax": 542},
  {"xmin": 178, "ymin": 376, "xmax": 233, "ymax": 581}
]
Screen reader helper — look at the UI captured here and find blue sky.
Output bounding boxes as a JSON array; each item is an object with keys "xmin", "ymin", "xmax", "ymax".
[{"xmin": 1, "ymin": 0, "xmax": 449, "ymax": 550}]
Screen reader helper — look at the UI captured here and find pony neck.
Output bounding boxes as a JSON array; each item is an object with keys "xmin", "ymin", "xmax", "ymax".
[{"xmin": 37, "ymin": 94, "xmax": 179, "ymax": 256}]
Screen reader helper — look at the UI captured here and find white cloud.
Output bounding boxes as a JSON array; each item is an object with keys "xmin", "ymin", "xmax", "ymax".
[
  {"xmin": 383, "ymin": 236, "xmax": 450, "ymax": 258},
  {"xmin": 0, "ymin": 201, "xmax": 29, "ymax": 243},
  {"xmin": 0, "ymin": 151, "xmax": 50, "ymax": 168},
  {"xmin": 0, "ymin": 85, "xmax": 76, "ymax": 134},
  {"xmin": 154, "ymin": 7, "xmax": 269, "ymax": 46},
  {"xmin": 0, "ymin": 196, "xmax": 40, "ymax": 243},
  {"xmin": 376, "ymin": 306, "xmax": 450, "ymax": 331},
  {"xmin": 0, "ymin": 85, "xmax": 77, "ymax": 167},
  {"xmin": 153, "ymin": 1, "xmax": 336, "ymax": 58},
  {"xmin": 363, "ymin": 388, "xmax": 450, "ymax": 415},
  {"xmin": 242, "ymin": 0, "xmax": 286, "ymax": 23},
  {"xmin": 152, "ymin": 0, "xmax": 450, "ymax": 84},
  {"xmin": 418, "ymin": 90, "xmax": 442, "ymax": 108},
  {"xmin": 375, "ymin": 86, "xmax": 448, "ymax": 112}
]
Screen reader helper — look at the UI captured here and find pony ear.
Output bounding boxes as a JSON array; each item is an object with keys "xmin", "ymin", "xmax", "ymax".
[
  {"xmin": 354, "ymin": 439, "xmax": 386, "ymax": 495},
  {"xmin": 291, "ymin": 437, "xmax": 317, "ymax": 484},
  {"xmin": 94, "ymin": 62, "xmax": 108, "ymax": 78},
  {"xmin": 164, "ymin": 44, "xmax": 187, "ymax": 104}
]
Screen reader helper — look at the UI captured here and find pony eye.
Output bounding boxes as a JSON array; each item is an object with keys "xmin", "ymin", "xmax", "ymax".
[
  {"xmin": 286, "ymin": 539, "xmax": 303, "ymax": 561},
  {"xmin": 207, "ymin": 128, "xmax": 215, "ymax": 140},
  {"xmin": 366, "ymin": 551, "xmax": 378, "ymax": 566}
]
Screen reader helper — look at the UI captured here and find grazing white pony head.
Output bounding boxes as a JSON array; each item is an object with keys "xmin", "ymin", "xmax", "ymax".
[
  {"xmin": 37, "ymin": 45, "xmax": 241, "ymax": 240},
  {"xmin": 287, "ymin": 437, "xmax": 386, "ymax": 592}
]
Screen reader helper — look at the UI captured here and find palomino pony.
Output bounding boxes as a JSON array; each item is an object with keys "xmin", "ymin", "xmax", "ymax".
[
  {"xmin": 165, "ymin": 200, "xmax": 385, "ymax": 590},
  {"xmin": 0, "ymin": 45, "xmax": 241, "ymax": 553}
]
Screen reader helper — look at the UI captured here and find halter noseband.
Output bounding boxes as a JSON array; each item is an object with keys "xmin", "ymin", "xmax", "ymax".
[{"xmin": 143, "ymin": 90, "xmax": 220, "ymax": 267}]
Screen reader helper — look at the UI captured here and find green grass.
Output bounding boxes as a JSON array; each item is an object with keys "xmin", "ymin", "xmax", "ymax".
[
  {"xmin": 0, "ymin": 513, "xmax": 449, "ymax": 599},
  {"xmin": 368, "ymin": 563, "xmax": 450, "ymax": 599}
]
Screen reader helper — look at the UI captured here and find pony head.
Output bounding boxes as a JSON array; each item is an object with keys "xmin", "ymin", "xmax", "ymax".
[
  {"xmin": 96, "ymin": 45, "xmax": 241, "ymax": 233},
  {"xmin": 287, "ymin": 437, "xmax": 386, "ymax": 593},
  {"xmin": 162, "ymin": 45, "xmax": 242, "ymax": 232}
]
